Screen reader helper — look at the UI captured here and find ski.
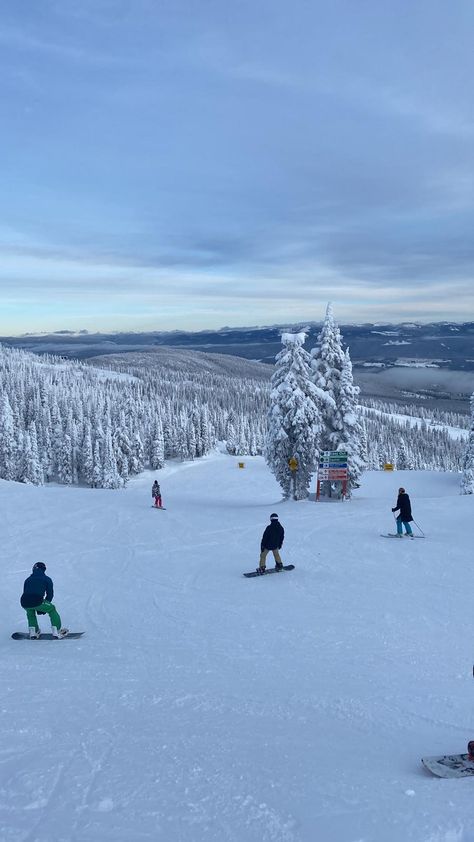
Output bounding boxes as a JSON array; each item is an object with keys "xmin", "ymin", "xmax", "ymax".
[
  {"xmin": 422, "ymin": 754, "xmax": 474, "ymax": 778},
  {"xmin": 243, "ymin": 564, "xmax": 295, "ymax": 578},
  {"xmin": 12, "ymin": 632, "xmax": 85, "ymax": 640},
  {"xmin": 380, "ymin": 533, "xmax": 425, "ymax": 539}
]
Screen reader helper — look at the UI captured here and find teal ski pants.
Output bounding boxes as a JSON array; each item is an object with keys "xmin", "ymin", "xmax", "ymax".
[
  {"xmin": 396, "ymin": 518, "xmax": 413, "ymax": 535},
  {"xmin": 25, "ymin": 601, "xmax": 62, "ymax": 631}
]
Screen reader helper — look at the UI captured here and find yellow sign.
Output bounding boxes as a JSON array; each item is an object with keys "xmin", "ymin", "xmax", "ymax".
[
  {"xmin": 288, "ymin": 457, "xmax": 298, "ymax": 472},
  {"xmin": 384, "ymin": 463, "xmax": 394, "ymax": 471}
]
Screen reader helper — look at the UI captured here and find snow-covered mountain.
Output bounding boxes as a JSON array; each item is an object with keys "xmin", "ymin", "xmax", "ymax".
[
  {"xmin": 3, "ymin": 322, "xmax": 474, "ymax": 406},
  {"xmin": 3, "ymin": 455, "xmax": 474, "ymax": 842},
  {"xmin": 2, "ymin": 321, "xmax": 474, "ymax": 373}
]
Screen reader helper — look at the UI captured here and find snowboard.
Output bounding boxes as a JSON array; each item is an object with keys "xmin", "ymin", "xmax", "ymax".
[
  {"xmin": 243, "ymin": 564, "xmax": 295, "ymax": 578},
  {"xmin": 380, "ymin": 533, "xmax": 425, "ymax": 539},
  {"xmin": 12, "ymin": 632, "xmax": 85, "ymax": 640},
  {"xmin": 422, "ymin": 754, "xmax": 474, "ymax": 778},
  {"xmin": 151, "ymin": 506, "xmax": 166, "ymax": 510}
]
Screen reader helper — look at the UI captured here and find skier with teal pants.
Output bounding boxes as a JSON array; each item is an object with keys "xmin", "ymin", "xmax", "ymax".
[
  {"xmin": 20, "ymin": 562, "xmax": 68, "ymax": 638},
  {"xmin": 391, "ymin": 487, "xmax": 414, "ymax": 537}
]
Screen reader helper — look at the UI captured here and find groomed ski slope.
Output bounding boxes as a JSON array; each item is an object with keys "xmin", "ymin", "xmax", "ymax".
[{"xmin": 2, "ymin": 454, "xmax": 474, "ymax": 842}]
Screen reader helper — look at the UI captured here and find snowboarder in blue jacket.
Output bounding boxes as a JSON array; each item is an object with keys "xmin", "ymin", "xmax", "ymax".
[{"xmin": 20, "ymin": 563, "xmax": 68, "ymax": 638}]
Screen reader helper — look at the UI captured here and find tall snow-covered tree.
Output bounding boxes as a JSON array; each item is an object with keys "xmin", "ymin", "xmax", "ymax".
[
  {"xmin": 57, "ymin": 434, "xmax": 73, "ymax": 485},
  {"xmin": 265, "ymin": 332, "xmax": 331, "ymax": 499},
  {"xmin": 310, "ymin": 302, "xmax": 346, "ymax": 451},
  {"xmin": 311, "ymin": 306, "xmax": 366, "ymax": 493},
  {"xmin": 0, "ymin": 393, "xmax": 17, "ymax": 480},
  {"xmin": 26, "ymin": 422, "xmax": 44, "ymax": 485},
  {"xmin": 331, "ymin": 349, "xmax": 366, "ymax": 493},
  {"xmin": 82, "ymin": 427, "xmax": 94, "ymax": 487},
  {"xmin": 102, "ymin": 426, "xmax": 122, "ymax": 489},
  {"xmin": 461, "ymin": 393, "xmax": 474, "ymax": 494},
  {"xmin": 150, "ymin": 418, "xmax": 165, "ymax": 469}
]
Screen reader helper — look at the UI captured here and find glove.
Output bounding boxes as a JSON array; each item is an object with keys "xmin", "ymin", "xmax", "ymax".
[{"xmin": 391, "ymin": 508, "xmax": 396, "ymax": 512}]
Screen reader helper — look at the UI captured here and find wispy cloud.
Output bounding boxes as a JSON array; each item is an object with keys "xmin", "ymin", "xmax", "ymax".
[{"xmin": 0, "ymin": 23, "xmax": 125, "ymax": 65}]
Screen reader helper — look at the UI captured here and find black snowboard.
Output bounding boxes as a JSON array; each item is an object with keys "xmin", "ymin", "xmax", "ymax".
[
  {"xmin": 12, "ymin": 632, "xmax": 85, "ymax": 640},
  {"xmin": 243, "ymin": 564, "xmax": 295, "ymax": 578},
  {"xmin": 151, "ymin": 506, "xmax": 167, "ymax": 510}
]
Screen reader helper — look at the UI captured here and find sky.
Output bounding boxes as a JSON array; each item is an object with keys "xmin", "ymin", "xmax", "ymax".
[{"xmin": 1, "ymin": 0, "xmax": 474, "ymax": 334}]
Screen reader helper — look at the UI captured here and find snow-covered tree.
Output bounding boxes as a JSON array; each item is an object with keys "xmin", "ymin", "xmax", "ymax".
[
  {"xmin": 26, "ymin": 422, "xmax": 44, "ymax": 485},
  {"xmin": 310, "ymin": 302, "xmax": 346, "ymax": 451},
  {"xmin": 92, "ymin": 440, "xmax": 102, "ymax": 488},
  {"xmin": 266, "ymin": 332, "xmax": 331, "ymax": 499},
  {"xmin": 82, "ymin": 428, "xmax": 94, "ymax": 487},
  {"xmin": 102, "ymin": 426, "xmax": 122, "ymax": 488},
  {"xmin": 461, "ymin": 393, "xmax": 474, "ymax": 494},
  {"xmin": 311, "ymin": 306, "xmax": 366, "ymax": 493},
  {"xmin": 331, "ymin": 349, "xmax": 366, "ymax": 493},
  {"xmin": 57, "ymin": 434, "xmax": 73, "ymax": 485},
  {"xmin": 150, "ymin": 418, "xmax": 165, "ymax": 470},
  {"xmin": 0, "ymin": 393, "xmax": 17, "ymax": 480}
]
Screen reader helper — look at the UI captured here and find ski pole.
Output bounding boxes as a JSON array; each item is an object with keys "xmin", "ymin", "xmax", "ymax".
[{"xmin": 412, "ymin": 519, "xmax": 425, "ymax": 537}]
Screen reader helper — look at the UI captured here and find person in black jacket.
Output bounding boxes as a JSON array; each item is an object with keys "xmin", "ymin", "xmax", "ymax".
[
  {"xmin": 392, "ymin": 487, "xmax": 414, "ymax": 537},
  {"xmin": 257, "ymin": 513, "xmax": 285, "ymax": 574},
  {"xmin": 20, "ymin": 562, "xmax": 68, "ymax": 638}
]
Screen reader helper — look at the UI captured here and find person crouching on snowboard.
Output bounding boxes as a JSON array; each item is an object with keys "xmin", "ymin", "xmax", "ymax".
[
  {"xmin": 392, "ymin": 487, "xmax": 414, "ymax": 537},
  {"xmin": 20, "ymin": 562, "xmax": 68, "ymax": 638},
  {"xmin": 257, "ymin": 513, "xmax": 284, "ymax": 574},
  {"xmin": 152, "ymin": 480, "xmax": 162, "ymax": 508}
]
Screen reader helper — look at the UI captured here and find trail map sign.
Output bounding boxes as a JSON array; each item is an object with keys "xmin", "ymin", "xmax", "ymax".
[{"xmin": 316, "ymin": 450, "xmax": 348, "ymax": 500}]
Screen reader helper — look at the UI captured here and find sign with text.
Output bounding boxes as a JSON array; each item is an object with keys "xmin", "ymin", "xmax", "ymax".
[{"xmin": 316, "ymin": 451, "xmax": 348, "ymax": 500}]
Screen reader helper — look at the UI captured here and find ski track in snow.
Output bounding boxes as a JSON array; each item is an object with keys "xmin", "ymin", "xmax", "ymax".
[{"xmin": 1, "ymin": 455, "xmax": 474, "ymax": 842}]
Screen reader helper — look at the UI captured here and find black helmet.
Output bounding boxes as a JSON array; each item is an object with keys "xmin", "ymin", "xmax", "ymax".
[
  {"xmin": 270, "ymin": 513, "xmax": 279, "ymax": 521},
  {"xmin": 33, "ymin": 562, "xmax": 46, "ymax": 572}
]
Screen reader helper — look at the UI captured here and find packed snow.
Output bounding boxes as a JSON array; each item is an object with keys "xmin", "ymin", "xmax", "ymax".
[{"xmin": 2, "ymin": 454, "xmax": 474, "ymax": 842}]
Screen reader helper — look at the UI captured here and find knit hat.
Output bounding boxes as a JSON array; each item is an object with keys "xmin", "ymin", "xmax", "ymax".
[{"xmin": 270, "ymin": 513, "xmax": 279, "ymax": 521}]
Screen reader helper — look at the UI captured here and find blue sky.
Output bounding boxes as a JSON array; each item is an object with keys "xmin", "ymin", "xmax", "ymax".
[{"xmin": 1, "ymin": 0, "xmax": 474, "ymax": 333}]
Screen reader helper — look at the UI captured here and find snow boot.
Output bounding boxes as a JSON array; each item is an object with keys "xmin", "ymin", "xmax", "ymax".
[
  {"xmin": 51, "ymin": 627, "xmax": 69, "ymax": 639},
  {"xmin": 29, "ymin": 627, "xmax": 41, "ymax": 639},
  {"xmin": 275, "ymin": 562, "xmax": 283, "ymax": 571},
  {"xmin": 256, "ymin": 567, "xmax": 266, "ymax": 575}
]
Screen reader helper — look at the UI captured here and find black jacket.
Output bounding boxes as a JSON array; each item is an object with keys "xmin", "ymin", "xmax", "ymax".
[
  {"xmin": 392, "ymin": 493, "xmax": 413, "ymax": 522},
  {"xmin": 20, "ymin": 569, "xmax": 54, "ymax": 609},
  {"xmin": 261, "ymin": 521, "xmax": 284, "ymax": 551}
]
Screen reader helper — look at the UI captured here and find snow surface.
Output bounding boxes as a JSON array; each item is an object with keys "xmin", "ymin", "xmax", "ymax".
[{"xmin": 2, "ymin": 456, "xmax": 474, "ymax": 842}]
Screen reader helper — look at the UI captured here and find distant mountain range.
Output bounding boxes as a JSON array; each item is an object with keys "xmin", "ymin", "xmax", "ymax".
[
  {"xmin": 2, "ymin": 321, "xmax": 474, "ymax": 367},
  {"xmin": 2, "ymin": 322, "xmax": 474, "ymax": 405}
]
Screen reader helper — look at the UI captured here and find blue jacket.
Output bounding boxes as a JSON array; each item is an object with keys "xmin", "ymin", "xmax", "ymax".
[{"xmin": 20, "ymin": 569, "xmax": 54, "ymax": 609}]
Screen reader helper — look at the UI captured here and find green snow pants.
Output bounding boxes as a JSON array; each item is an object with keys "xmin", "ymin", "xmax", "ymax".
[{"xmin": 25, "ymin": 601, "xmax": 62, "ymax": 631}]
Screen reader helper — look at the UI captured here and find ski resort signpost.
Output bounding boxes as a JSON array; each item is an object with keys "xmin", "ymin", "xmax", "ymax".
[
  {"xmin": 316, "ymin": 450, "xmax": 348, "ymax": 501},
  {"xmin": 288, "ymin": 456, "xmax": 298, "ymax": 499}
]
